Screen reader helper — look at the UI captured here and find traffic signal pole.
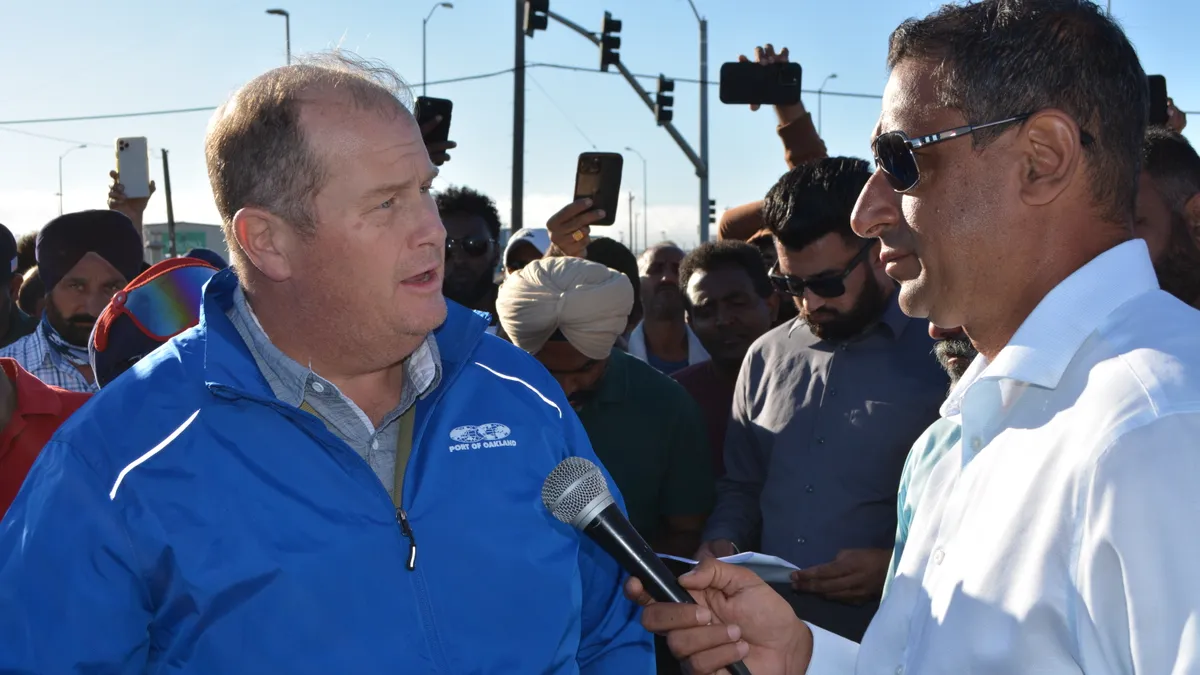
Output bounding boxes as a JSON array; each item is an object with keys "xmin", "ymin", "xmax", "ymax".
[{"xmin": 546, "ymin": 10, "xmax": 705, "ymax": 178}]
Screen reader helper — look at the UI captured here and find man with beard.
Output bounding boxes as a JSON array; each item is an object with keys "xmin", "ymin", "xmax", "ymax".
[
  {"xmin": 673, "ymin": 241, "xmax": 778, "ymax": 478},
  {"xmin": 1136, "ymin": 127, "xmax": 1200, "ymax": 307},
  {"xmin": 436, "ymin": 185, "xmax": 502, "ymax": 331},
  {"xmin": 497, "ymin": 256, "xmax": 714, "ymax": 558},
  {"xmin": 628, "ymin": 243, "xmax": 710, "ymax": 375},
  {"xmin": 0, "ymin": 210, "xmax": 143, "ymax": 392},
  {"xmin": 698, "ymin": 157, "xmax": 947, "ymax": 642}
]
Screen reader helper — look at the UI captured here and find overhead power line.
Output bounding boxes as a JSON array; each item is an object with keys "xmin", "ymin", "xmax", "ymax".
[{"xmin": 1, "ymin": 62, "xmax": 1191, "ymax": 127}]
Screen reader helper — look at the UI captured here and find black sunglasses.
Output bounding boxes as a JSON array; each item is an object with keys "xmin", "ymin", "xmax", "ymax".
[
  {"xmin": 872, "ymin": 113, "xmax": 1033, "ymax": 192},
  {"xmin": 770, "ymin": 241, "xmax": 876, "ymax": 299},
  {"xmin": 446, "ymin": 236, "xmax": 495, "ymax": 258}
]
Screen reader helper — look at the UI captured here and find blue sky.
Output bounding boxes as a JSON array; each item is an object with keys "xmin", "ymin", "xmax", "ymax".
[{"xmin": 1, "ymin": 0, "xmax": 1196, "ymax": 249}]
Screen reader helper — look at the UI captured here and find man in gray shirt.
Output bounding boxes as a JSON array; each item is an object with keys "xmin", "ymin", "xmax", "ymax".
[{"xmin": 700, "ymin": 157, "xmax": 947, "ymax": 641}]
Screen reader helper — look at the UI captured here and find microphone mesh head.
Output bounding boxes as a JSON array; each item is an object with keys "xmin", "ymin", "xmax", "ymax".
[{"xmin": 542, "ymin": 456, "xmax": 611, "ymax": 525}]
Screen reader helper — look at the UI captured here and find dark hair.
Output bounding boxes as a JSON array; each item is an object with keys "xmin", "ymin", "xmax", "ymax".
[
  {"xmin": 435, "ymin": 185, "xmax": 502, "ymax": 240},
  {"xmin": 763, "ymin": 157, "xmax": 871, "ymax": 251},
  {"xmin": 15, "ymin": 231, "xmax": 36, "ymax": 277},
  {"xmin": 585, "ymin": 237, "xmax": 642, "ymax": 323},
  {"xmin": 1143, "ymin": 127, "xmax": 1200, "ymax": 215},
  {"xmin": 678, "ymin": 241, "xmax": 773, "ymax": 304},
  {"xmin": 888, "ymin": 0, "xmax": 1147, "ymax": 223}
]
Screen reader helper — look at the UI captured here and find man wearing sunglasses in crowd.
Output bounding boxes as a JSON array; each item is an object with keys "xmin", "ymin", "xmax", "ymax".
[
  {"xmin": 436, "ymin": 185, "xmax": 503, "ymax": 332},
  {"xmin": 698, "ymin": 157, "xmax": 947, "ymax": 642},
  {"xmin": 631, "ymin": 1, "xmax": 1200, "ymax": 673}
]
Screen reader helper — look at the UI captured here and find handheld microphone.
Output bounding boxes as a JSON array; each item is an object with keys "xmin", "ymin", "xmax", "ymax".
[{"xmin": 542, "ymin": 457, "xmax": 752, "ymax": 675}]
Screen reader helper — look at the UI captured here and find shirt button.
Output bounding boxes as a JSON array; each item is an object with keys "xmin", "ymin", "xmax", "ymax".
[
  {"xmin": 933, "ymin": 549, "xmax": 945, "ymax": 565},
  {"xmin": 816, "ymin": 437, "xmax": 825, "ymax": 445},
  {"xmin": 805, "ymin": 485, "xmax": 814, "ymax": 493},
  {"xmin": 371, "ymin": 438, "xmax": 380, "ymax": 450},
  {"xmin": 311, "ymin": 381, "xmax": 325, "ymax": 394},
  {"xmin": 895, "ymin": 666, "xmax": 904, "ymax": 675},
  {"xmin": 828, "ymin": 389, "xmax": 837, "ymax": 397},
  {"xmin": 797, "ymin": 537, "xmax": 807, "ymax": 544},
  {"xmin": 971, "ymin": 437, "xmax": 982, "ymax": 451}
]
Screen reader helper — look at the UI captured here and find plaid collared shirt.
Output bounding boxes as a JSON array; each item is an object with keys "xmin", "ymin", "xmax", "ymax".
[{"xmin": 0, "ymin": 323, "xmax": 97, "ymax": 394}]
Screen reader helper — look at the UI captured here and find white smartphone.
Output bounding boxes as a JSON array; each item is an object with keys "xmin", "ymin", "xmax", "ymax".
[{"xmin": 115, "ymin": 137, "xmax": 151, "ymax": 199}]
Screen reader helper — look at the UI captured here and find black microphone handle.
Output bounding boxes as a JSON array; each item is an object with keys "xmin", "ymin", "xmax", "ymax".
[{"xmin": 583, "ymin": 503, "xmax": 753, "ymax": 675}]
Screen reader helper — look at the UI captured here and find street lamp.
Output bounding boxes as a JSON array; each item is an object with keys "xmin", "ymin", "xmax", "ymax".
[
  {"xmin": 818, "ymin": 73, "xmax": 838, "ymax": 136},
  {"xmin": 422, "ymin": 2, "xmax": 454, "ymax": 97},
  {"xmin": 57, "ymin": 144, "xmax": 86, "ymax": 216},
  {"xmin": 624, "ymin": 146, "xmax": 648, "ymax": 252},
  {"xmin": 266, "ymin": 8, "xmax": 291, "ymax": 65}
]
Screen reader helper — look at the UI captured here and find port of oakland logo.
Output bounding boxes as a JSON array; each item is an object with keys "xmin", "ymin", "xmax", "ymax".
[{"xmin": 448, "ymin": 423, "xmax": 517, "ymax": 452}]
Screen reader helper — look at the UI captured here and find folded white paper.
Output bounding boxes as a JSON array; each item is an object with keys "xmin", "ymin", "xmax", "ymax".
[{"xmin": 658, "ymin": 551, "xmax": 802, "ymax": 584}]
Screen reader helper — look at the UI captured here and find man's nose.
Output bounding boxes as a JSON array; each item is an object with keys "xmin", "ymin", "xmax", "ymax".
[
  {"xmin": 851, "ymin": 170, "xmax": 901, "ymax": 240},
  {"xmin": 801, "ymin": 288, "xmax": 826, "ymax": 312},
  {"xmin": 87, "ymin": 292, "xmax": 115, "ymax": 318}
]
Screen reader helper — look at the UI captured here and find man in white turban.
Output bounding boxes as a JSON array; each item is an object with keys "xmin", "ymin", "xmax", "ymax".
[{"xmin": 497, "ymin": 256, "xmax": 715, "ymax": 568}]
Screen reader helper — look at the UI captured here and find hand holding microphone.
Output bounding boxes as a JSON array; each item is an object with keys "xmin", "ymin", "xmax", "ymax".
[{"xmin": 542, "ymin": 457, "xmax": 758, "ymax": 675}]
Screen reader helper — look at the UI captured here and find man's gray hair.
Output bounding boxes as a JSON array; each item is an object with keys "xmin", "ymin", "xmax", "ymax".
[{"xmin": 204, "ymin": 50, "xmax": 413, "ymax": 273}]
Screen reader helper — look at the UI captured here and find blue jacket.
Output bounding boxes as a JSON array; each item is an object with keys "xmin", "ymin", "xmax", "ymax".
[{"xmin": 0, "ymin": 270, "xmax": 653, "ymax": 674}]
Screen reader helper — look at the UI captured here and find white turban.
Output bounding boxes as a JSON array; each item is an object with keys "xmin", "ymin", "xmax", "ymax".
[{"xmin": 496, "ymin": 257, "xmax": 634, "ymax": 360}]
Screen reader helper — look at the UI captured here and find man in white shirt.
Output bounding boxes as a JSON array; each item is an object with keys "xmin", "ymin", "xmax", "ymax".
[{"xmin": 624, "ymin": 0, "xmax": 1200, "ymax": 673}]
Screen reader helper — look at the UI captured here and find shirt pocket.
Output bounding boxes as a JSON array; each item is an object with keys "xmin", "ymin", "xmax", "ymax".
[{"xmin": 846, "ymin": 400, "xmax": 939, "ymax": 499}]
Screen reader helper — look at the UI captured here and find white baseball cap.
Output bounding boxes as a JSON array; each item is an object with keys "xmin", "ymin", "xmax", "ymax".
[{"xmin": 503, "ymin": 228, "xmax": 552, "ymax": 269}]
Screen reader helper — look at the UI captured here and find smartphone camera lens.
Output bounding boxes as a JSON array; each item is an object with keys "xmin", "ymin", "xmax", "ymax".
[{"xmin": 582, "ymin": 157, "xmax": 602, "ymax": 174}]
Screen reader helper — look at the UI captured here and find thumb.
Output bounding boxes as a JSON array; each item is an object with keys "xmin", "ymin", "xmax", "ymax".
[{"xmin": 680, "ymin": 558, "xmax": 765, "ymax": 597}]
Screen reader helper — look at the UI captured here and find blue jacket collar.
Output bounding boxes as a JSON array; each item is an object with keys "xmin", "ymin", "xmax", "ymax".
[{"xmin": 198, "ymin": 269, "xmax": 489, "ymax": 397}]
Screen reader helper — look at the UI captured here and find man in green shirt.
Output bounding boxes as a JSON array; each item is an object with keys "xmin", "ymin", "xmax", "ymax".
[
  {"xmin": 496, "ymin": 256, "xmax": 715, "ymax": 557},
  {"xmin": 0, "ymin": 224, "xmax": 36, "ymax": 349}
]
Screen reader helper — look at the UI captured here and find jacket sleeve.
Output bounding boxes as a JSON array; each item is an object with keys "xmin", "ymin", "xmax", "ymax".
[
  {"xmin": 0, "ymin": 440, "xmax": 152, "ymax": 673},
  {"xmin": 702, "ymin": 356, "xmax": 765, "ymax": 549},
  {"xmin": 562, "ymin": 409, "xmax": 656, "ymax": 674}
]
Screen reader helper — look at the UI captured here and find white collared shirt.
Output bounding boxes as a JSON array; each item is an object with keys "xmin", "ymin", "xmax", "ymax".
[
  {"xmin": 626, "ymin": 322, "xmax": 710, "ymax": 368},
  {"xmin": 808, "ymin": 239, "xmax": 1200, "ymax": 674}
]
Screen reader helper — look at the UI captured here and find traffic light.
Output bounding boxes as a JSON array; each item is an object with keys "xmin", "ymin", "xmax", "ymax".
[
  {"xmin": 524, "ymin": 0, "xmax": 548, "ymax": 37},
  {"xmin": 708, "ymin": 199, "xmax": 717, "ymax": 224},
  {"xmin": 655, "ymin": 75, "xmax": 675, "ymax": 125},
  {"xmin": 600, "ymin": 11, "xmax": 621, "ymax": 71}
]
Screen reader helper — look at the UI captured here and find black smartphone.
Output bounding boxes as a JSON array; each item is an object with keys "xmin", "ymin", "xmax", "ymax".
[
  {"xmin": 719, "ymin": 61, "xmax": 802, "ymax": 106},
  {"xmin": 573, "ymin": 152, "xmax": 623, "ymax": 226},
  {"xmin": 415, "ymin": 96, "xmax": 453, "ymax": 144},
  {"xmin": 1148, "ymin": 75, "xmax": 1169, "ymax": 126}
]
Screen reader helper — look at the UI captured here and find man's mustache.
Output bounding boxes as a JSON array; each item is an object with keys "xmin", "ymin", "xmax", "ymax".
[{"xmin": 67, "ymin": 314, "xmax": 97, "ymax": 325}]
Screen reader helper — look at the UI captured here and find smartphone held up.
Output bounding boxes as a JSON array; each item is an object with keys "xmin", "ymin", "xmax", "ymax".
[
  {"xmin": 719, "ymin": 61, "xmax": 802, "ymax": 107},
  {"xmin": 115, "ymin": 137, "xmax": 151, "ymax": 199},
  {"xmin": 573, "ymin": 152, "xmax": 623, "ymax": 226}
]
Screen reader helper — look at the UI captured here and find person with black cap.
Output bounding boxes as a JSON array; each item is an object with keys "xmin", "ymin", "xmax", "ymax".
[
  {"xmin": 0, "ymin": 210, "xmax": 144, "ymax": 392},
  {"xmin": 0, "ymin": 224, "xmax": 38, "ymax": 349}
]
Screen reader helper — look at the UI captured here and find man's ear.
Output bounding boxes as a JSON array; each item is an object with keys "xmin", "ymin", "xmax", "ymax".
[
  {"xmin": 232, "ymin": 207, "xmax": 298, "ymax": 283},
  {"xmin": 1184, "ymin": 192, "xmax": 1200, "ymax": 244},
  {"xmin": 1017, "ymin": 109, "xmax": 1083, "ymax": 208}
]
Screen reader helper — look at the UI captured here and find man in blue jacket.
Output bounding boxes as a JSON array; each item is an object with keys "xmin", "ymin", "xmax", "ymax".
[{"xmin": 0, "ymin": 51, "xmax": 653, "ymax": 674}]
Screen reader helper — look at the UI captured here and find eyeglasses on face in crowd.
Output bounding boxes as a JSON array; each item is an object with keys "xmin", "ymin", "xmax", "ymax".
[
  {"xmin": 769, "ymin": 241, "xmax": 876, "ymax": 299},
  {"xmin": 872, "ymin": 113, "xmax": 1033, "ymax": 192},
  {"xmin": 446, "ymin": 236, "xmax": 495, "ymax": 258}
]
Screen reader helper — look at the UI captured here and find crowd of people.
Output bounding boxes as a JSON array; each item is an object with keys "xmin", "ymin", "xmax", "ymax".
[{"xmin": 0, "ymin": 0, "xmax": 1197, "ymax": 672}]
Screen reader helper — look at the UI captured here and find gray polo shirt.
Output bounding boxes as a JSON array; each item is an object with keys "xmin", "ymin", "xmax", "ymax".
[
  {"xmin": 703, "ymin": 290, "xmax": 947, "ymax": 640},
  {"xmin": 227, "ymin": 286, "xmax": 442, "ymax": 499}
]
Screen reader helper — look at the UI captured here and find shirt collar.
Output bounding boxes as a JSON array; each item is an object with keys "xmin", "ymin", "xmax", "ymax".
[
  {"xmin": 227, "ymin": 285, "xmax": 443, "ymax": 406},
  {"xmin": 942, "ymin": 239, "xmax": 1158, "ymax": 416},
  {"xmin": 0, "ymin": 357, "xmax": 67, "ymax": 417}
]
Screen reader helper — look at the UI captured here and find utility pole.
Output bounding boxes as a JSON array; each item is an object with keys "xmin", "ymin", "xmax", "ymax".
[
  {"xmin": 162, "ymin": 150, "xmax": 177, "ymax": 257},
  {"xmin": 512, "ymin": 0, "xmax": 526, "ymax": 232}
]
